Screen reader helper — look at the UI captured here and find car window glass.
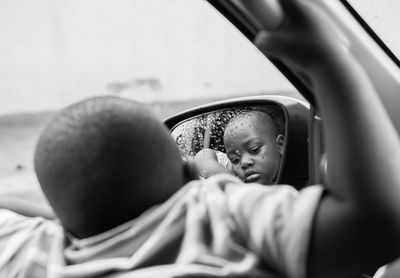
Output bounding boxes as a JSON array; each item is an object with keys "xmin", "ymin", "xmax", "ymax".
[
  {"xmin": 0, "ymin": 0, "xmax": 301, "ymax": 181},
  {"xmin": 0, "ymin": 0, "xmax": 298, "ymax": 116},
  {"xmin": 347, "ymin": 0, "xmax": 400, "ymax": 61}
]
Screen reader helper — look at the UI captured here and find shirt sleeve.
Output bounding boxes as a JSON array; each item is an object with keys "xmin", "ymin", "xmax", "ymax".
[
  {"xmin": 0, "ymin": 208, "xmax": 29, "ymax": 228},
  {"xmin": 224, "ymin": 182, "xmax": 323, "ymax": 278},
  {"xmin": 0, "ymin": 208, "xmax": 63, "ymax": 276}
]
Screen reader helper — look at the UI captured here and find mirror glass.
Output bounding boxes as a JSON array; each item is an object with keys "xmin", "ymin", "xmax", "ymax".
[{"xmin": 171, "ymin": 105, "xmax": 286, "ymax": 182}]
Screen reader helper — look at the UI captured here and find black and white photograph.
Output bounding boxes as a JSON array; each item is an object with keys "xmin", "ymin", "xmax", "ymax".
[{"xmin": 1, "ymin": 0, "xmax": 400, "ymax": 277}]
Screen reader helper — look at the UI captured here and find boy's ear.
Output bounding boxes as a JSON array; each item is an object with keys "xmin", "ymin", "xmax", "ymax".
[
  {"xmin": 182, "ymin": 157, "xmax": 200, "ymax": 184},
  {"xmin": 276, "ymin": 134, "xmax": 285, "ymax": 155}
]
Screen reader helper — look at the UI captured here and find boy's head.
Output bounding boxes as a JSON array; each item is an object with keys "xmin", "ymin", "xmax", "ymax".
[
  {"xmin": 223, "ymin": 111, "xmax": 284, "ymax": 185},
  {"xmin": 34, "ymin": 96, "xmax": 196, "ymax": 238}
]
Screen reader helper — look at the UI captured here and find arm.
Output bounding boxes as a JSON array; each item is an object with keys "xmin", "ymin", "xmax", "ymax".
[
  {"xmin": 194, "ymin": 148, "xmax": 232, "ymax": 178},
  {"xmin": 0, "ymin": 196, "xmax": 56, "ymax": 219},
  {"xmin": 256, "ymin": 0, "xmax": 400, "ymax": 277}
]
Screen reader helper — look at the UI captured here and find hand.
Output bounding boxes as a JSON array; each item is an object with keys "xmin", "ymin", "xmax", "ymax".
[
  {"xmin": 177, "ymin": 184, "xmax": 244, "ymax": 266},
  {"xmin": 254, "ymin": 0, "xmax": 349, "ymax": 72},
  {"xmin": 194, "ymin": 148, "xmax": 218, "ymax": 163},
  {"xmin": 194, "ymin": 149, "xmax": 231, "ymax": 178}
]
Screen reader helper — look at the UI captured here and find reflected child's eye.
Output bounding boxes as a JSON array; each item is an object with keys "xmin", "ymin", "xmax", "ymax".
[
  {"xmin": 249, "ymin": 145, "xmax": 261, "ymax": 154},
  {"xmin": 228, "ymin": 156, "xmax": 240, "ymax": 165}
]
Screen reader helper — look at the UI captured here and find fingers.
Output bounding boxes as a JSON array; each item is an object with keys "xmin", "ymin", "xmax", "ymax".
[
  {"xmin": 253, "ymin": 0, "xmax": 312, "ymax": 58},
  {"xmin": 254, "ymin": 0, "xmax": 350, "ymax": 72},
  {"xmin": 177, "ymin": 187, "xmax": 208, "ymax": 264},
  {"xmin": 201, "ymin": 184, "xmax": 234, "ymax": 257},
  {"xmin": 185, "ymin": 190, "xmax": 208, "ymax": 245},
  {"xmin": 178, "ymin": 182, "xmax": 246, "ymax": 265}
]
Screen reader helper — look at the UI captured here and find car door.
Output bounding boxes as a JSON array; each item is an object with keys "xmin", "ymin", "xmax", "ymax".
[{"xmin": 206, "ymin": 0, "xmax": 400, "ymax": 187}]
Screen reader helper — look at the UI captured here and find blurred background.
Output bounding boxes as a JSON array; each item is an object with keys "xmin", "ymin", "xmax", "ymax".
[
  {"xmin": 0, "ymin": 0, "xmax": 296, "ymax": 195},
  {"xmin": 1, "ymin": 0, "xmax": 397, "ymax": 203}
]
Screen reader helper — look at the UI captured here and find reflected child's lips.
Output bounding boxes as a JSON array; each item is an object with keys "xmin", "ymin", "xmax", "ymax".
[{"xmin": 244, "ymin": 173, "xmax": 260, "ymax": 182}]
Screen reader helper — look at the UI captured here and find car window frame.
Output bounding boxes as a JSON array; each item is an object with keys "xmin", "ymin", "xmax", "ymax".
[
  {"xmin": 206, "ymin": 0, "xmax": 316, "ymax": 106},
  {"xmin": 207, "ymin": 0, "xmax": 400, "ymax": 186}
]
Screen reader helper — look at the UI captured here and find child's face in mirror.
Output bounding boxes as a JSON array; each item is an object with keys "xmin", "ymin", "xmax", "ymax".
[{"xmin": 224, "ymin": 112, "xmax": 283, "ymax": 185}]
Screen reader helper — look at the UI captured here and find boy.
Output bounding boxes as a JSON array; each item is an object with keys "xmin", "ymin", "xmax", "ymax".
[
  {"xmin": 0, "ymin": 0, "xmax": 399, "ymax": 277},
  {"xmin": 195, "ymin": 110, "xmax": 284, "ymax": 185}
]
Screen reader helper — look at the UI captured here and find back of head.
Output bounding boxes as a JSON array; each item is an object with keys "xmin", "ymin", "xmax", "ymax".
[{"xmin": 34, "ymin": 96, "xmax": 184, "ymax": 238}]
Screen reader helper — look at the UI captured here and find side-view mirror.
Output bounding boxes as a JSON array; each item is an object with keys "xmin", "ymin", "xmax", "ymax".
[{"xmin": 164, "ymin": 95, "xmax": 311, "ymax": 189}]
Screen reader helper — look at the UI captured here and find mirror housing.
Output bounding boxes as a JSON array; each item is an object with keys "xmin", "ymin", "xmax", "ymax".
[{"xmin": 164, "ymin": 95, "xmax": 310, "ymax": 189}]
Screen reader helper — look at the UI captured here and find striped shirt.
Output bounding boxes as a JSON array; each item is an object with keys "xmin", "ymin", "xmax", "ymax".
[{"xmin": 0, "ymin": 175, "xmax": 322, "ymax": 278}]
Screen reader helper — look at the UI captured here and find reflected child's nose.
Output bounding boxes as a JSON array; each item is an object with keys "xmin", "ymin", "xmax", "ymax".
[{"xmin": 240, "ymin": 155, "xmax": 254, "ymax": 169}]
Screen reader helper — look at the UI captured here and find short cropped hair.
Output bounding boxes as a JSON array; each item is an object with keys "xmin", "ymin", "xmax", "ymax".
[{"xmin": 34, "ymin": 96, "xmax": 184, "ymax": 238}]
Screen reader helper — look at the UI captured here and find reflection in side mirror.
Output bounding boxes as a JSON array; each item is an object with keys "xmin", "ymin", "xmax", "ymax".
[
  {"xmin": 171, "ymin": 105, "xmax": 286, "ymax": 185},
  {"xmin": 165, "ymin": 96, "xmax": 311, "ymax": 189}
]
